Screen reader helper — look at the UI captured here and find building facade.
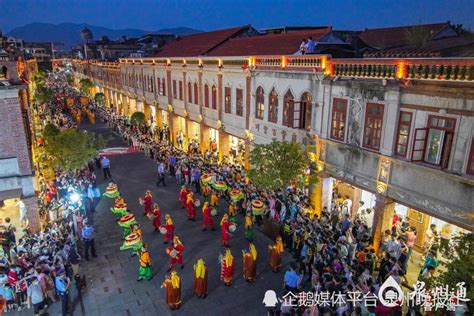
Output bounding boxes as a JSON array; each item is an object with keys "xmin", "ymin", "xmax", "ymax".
[{"xmin": 70, "ymin": 53, "xmax": 474, "ymax": 249}]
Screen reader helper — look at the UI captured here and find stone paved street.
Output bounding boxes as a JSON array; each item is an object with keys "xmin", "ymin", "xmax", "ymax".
[{"xmin": 16, "ymin": 121, "xmax": 293, "ymax": 316}]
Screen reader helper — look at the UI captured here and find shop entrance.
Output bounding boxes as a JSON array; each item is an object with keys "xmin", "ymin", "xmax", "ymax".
[
  {"xmin": 228, "ymin": 135, "xmax": 245, "ymax": 166},
  {"xmin": 175, "ymin": 116, "xmax": 187, "ymax": 150}
]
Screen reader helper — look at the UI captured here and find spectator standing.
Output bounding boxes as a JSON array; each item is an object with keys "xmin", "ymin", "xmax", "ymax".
[
  {"xmin": 283, "ymin": 264, "xmax": 302, "ymax": 292},
  {"xmin": 81, "ymin": 220, "xmax": 97, "ymax": 261},
  {"xmin": 55, "ymin": 270, "xmax": 71, "ymax": 316},
  {"xmin": 305, "ymin": 37, "xmax": 316, "ymax": 54},
  {"xmin": 16, "ymin": 199, "xmax": 28, "ymax": 227},
  {"xmin": 299, "ymin": 39, "xmax": 307, "ymax": 54},
  {"xmin": 100, "ymin": 156, "xmax": 112, "ymax": 179},
  {"xmin": 27, "ymin": 277, "xmax": 45, "ymax": 316}
]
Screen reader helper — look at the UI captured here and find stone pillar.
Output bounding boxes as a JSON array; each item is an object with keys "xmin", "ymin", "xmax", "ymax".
[
  {"xmin": 351, "ymin": 187, "xmax": 362, "ymax": 219},
  {"xmin": 309, "ymin": 176, "xmax": 324, "ymax": 219},
  {"xmin": 244, "ymin": 139, "xmax": 251, "ymax": 170},
  {"xmin": 217, "ymin": 73, "xmax": 223, "ymax": 121},
  {"xmin": 144, "ymin": 102, "xmax": 151, "ymax": 122},
  {"xmin": 372, "ymin": 195, "xmax": 395, "ymax": 253},
  {"xmin": 155, "ymin": 106, "xmax": 163, "ymax": 128},
  {"xmin": 170, "ymin": 113, "xmax": 178, "ymax": 147},
  {"xmin": 219, "ymin": 131, "xmax": 230, "ymax": 161},
  {"xmin": 201, "ymin": 125, "xmax": 210, "ymax": 155}
]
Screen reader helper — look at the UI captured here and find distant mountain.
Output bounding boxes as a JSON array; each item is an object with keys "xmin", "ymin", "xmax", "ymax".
[{"xmin": 7, "ymin": 23, "xmax": 202, "ymax": 48}]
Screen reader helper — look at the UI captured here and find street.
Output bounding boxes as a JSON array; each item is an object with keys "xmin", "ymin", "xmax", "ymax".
[{"xmin": 20, "ymin": 121, "xmax": 291, "ymax": 316}]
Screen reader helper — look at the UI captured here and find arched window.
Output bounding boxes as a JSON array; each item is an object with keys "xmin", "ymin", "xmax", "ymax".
[
  {"xmin": 187, "ymin": 82, "xmax": 192, "ymax": 102},
  {"xmin": 204, "ymin": 84, "xmax": 209, "ymax": 107},
  {"xmin": 283, "ymin": 90, "xmax": 294, "ymax": 127},
  {"xmin": 211, "ymin": 85, "xmax": 217, "ymax": 109},
  {"xmin": 300, "ymin": 92, "xmax": 312, "ymax": 130},
  {"xmin": 268, "ymin": 88, "xmax": 279, "ymax": 123},
  {"xmin": 255, "ymin": 86, "xmax": 265, "ymax": 119},
  {"xmin": 194, "ymin": 82, "xmax": 198, "ymax": 104}
]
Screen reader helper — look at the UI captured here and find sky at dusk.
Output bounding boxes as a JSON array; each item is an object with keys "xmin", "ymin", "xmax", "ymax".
[{"xmin": 1, "ymin": 0, "xmax": 473, "ymax": 32}]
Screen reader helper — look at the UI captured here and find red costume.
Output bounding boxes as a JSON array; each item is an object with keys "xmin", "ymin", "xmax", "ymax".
[
  {"xmin": 220, "ymin": 215, "xmax": 230, "ymax": 246},
  {"xmin": 179, "ymin": 187, "xmax": 189, "ymax": 208},
  {"xmin": 144, "ymin": 192, "xmax": 152, "ymax": 216},
  {"xmin": 220, "ymin": 249, "xmax": 234, "ymax": 286},
  {"xmin": 186, "ymin": 194, "xmax": 196, "ymax": 220},
  {"xmin": 152, "ymin": 206, "xmax": 161, "ymax": 231},
  {"xmin": 202, "ymin": 203, "xmax": 214, "ymax": 230},
  {"xmin": 168, "ymin": 237, "xmax": 184, "ymax": 270},
  {"xmin": 163, "ymin": 215, "xmax": 174, "ymax": 243}
]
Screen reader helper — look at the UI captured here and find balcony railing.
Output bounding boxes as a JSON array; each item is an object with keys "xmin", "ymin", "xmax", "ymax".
[{"xmin": 68, "ymin": 56, "xmax": 474, "ymax": 82}]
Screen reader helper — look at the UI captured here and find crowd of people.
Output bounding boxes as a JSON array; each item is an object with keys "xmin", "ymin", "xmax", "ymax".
[
  {"xmin": 0, "ymin": 72, "xmax": 96, "ymax": 315},
  {"xmin": 91, "ymin": 104, "xmax": 462, "ymax": 315}
]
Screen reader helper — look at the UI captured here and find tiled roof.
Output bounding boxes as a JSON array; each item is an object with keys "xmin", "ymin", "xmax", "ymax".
[
  {"xmin": 207, "ymin": 28, "xmax": 332, "ymax": 56},
  {"xmin": 154, "ymin": 25, "xmax": 251, "ymax": 57},
  {"xmin": 358, "ymin": 22, "xmax": 450, "ymax": 49},
  {"xmin": 364, "ymin": 35, "xmax": 474, "ymax": 58}
]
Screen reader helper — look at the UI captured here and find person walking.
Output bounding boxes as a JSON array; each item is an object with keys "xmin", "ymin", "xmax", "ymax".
[
  {"xmin": 156, "ymin": 161, "xmax": 166, "ymax": 187},
  {"xmin": 81, "ymin": 220, "xmax": 97, "ymax": 260},
  {"xmin": 55, "ymin": 270, "xmax": 71, "ymax": 316},
  {"xmin": 100, "ymin": 156, "xmax": 112, "ymax": 179},
  {"xmin": 16, "ymin": 198, "xmax": 28, "ymax": 227},
  {"xmin": 27, "ymin": 277, "xmax": 45, "ymax": 316}
]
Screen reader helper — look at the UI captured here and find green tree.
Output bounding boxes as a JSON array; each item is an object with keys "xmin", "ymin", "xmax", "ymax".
[
  {"xmin": 427, "ymin": 233, "xmax": 474, "ymax": 312},
  {"xmin": 94, "ymin": 92, "xmax": 106, "ymax": 106},
  {"xmin": 79, "ymin": 78, "xmax": 94, "ymax": 96},
  {"xmin": 42, "ymin": 123, "xmax": 60, "ymax": 139},
  {"xmin": 130, "ymin": 111, "xmax": 146, "ymax": 126},
  {"xmin": 66, "ymin": 73, "xmax": 74, "ymax": 86},
  {"xmin": 33, "ymin": 71, "xmax": 47, "ymax": 86},
  {"xmin": 33, "ymin": 83, "xmax": 53, "ymax": 104},
  {"xmin": 248, "ymin": 140, "xmax": 310, "ymax": 191},
  {"xmin": 44, "ymin": 128, "xmax": 106, "ymax": 171}
]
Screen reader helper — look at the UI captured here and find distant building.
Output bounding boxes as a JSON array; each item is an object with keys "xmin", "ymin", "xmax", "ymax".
[
  {"xmin": 78, "ymin": 35, "xmax": 141, "ymax": 61},
  {"xmin": 0, "ymin": 57, "xmax": 35, "ymax": 202},
  {"xmin": 136, "ymin": 33, "xmax": 176, "ymax": 57}
]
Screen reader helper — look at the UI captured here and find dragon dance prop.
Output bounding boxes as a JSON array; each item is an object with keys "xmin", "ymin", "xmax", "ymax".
[
  {"xmin": 120, "ymin": 233, "xmax": 142, "ymax": 251},
  {"xmin": 212, "ymin": 181, "xmax": 228, "ymax": 191},
  {"xmin": 200, "ymin": 173, "xmax": 212, "ymax": 184},
  {"xmin": 251, "ymin": 200, "xmax": 265, "ymax": 216},
  {"xmin": 103, "ymin": 183, "xmax": 120, "ymax": 198},
  {"xmin": 229, "ymin": 189, "xmax": 244, "ymax": 202},
  {"xmin": 110, "ymin": 201, "xmax": 128, "ymax": 216},
  {"xmin": 117, "ymin": 213, "xmax": 137, "ymax": 228}
]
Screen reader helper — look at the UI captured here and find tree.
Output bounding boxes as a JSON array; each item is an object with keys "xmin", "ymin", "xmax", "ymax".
[
  {"xmin": 44, "ymin": 128, "xmax": 106, "ymax": 171},
  {"xmin": 33, "ymin": 71, "xmax": 47, "ymax": 86},
  {"xmin": 33, "ymin": 83, "xmax": 53, "ymax": 104},
  {"xmin": 43, "ymin": 123, "xmax": 60, "ymax": 139},
  {"xmin": 427, "ymin": 233, "xmax": 474, "ymax": 312},
  {"xmin": 79, "ymin": 78, "xmax": 94, "ymax": 96},
  {"xmin": 130, "ymin": 111, "xmax": 146, "ymax": 126},
  {"xmin": 94, "ymin": 92, "xmax": 106, "ymax": 106},
  {"xmin": 66, "ymin": 73, "xmax": 74, "ymax": 86},
  {"xmin": 248, "ymin": 140, "xmax": 310, "ymax": 191}
]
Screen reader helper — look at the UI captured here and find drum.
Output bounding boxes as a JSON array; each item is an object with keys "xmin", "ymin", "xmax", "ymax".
[
  {"xmin": 159, "ymin": 226, "xmax": 167, "ymax": 234},
  {"xmin": 211, "ymin": 208, "xmax": 217, "ymax": 216},
  {"xmin": 229, "ymin": 223, "xmax": 237, "ymax": 232},
  {"xmin": 194, "ymin": 199, "xmax": 201, "ymax": 207},
  {"xmin": 170, "ymin": 249, "xmax": 178, "ymax": 258},
  {"xmin": 138, "ymin": 197, "xmax": 144, "ymax": 206}
]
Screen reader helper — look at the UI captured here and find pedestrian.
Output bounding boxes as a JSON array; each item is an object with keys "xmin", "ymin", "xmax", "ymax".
[
  {"xmin": 100, "ymin": 156, "xmax": 112, "ymax": 179},
  {"xmin": 16, "ymin": 198, "xmax": 28, "ymax": 227},
  {"xmin": 55, "ymin": 270, "xmax": 71, "ymax": 316},
  {"xmin": 81, "ymin": 219, "xmax": 97, "ymax": 260},
  {"xmin": 192, "ymin": 167, "xmax": 201, "ymax": 194},
  {"xmin": 156, "ymin": 161, "xmax": 166, "ymax": 187},
  {"xmin": 27, "ymin": 277, "xmax": 45, "ymax": 316}
]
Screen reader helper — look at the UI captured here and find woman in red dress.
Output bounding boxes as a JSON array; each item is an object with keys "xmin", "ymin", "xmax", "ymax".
[
  {"xmin": 162, "ymin": 214, "xmax": 174, "ymax": 244},
  {"xmin": 220, "ymin": 214, "xmax": 230, "ymax": 247},
  {"xmin": 143, "ymin": 190, "xmax": 152, "ymax": 217},
  {"xmin": 167, "ymin": 236, "xmax": 184, "ymax": 271},
  {"xmin": 202, "ymin": 202, "xmax": 214, "ymax": 231},
  {"xmin": 152, "ymin": 203, "xmax": 161, "ymax": 231}
]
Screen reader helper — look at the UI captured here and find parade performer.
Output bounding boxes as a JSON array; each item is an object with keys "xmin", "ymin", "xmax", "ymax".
[
  {"xmin": 117, "ymin": 213, "xmax": 137, "ymax": 239},
  {"xmin": 142, "ymin": 190, "xmax": 153, "ymax": 217},
  {"xmin": 202, "ymin": 184, "xmax": 210, "ymax": 203},
  {"xmin": 268, "ymin": 236, "xmax": 284, "ymax": 272},
  {"xmin": 220, "ymin": 214, "xmax": 230, "ymax": 247},
  {"xmin": 137, "ymin": 244, "xmax": 152, "ymax": 281},
  {"xmin": 161, "ymin": 271, "xmax": 181, "ymax": 310},
  {"xmin": 110, "ymin": 196, "xmax": 128, "ymax": 217},
  {"xmin": 220, "ymin": 248, "xmax": 234, "ymax": 286},
  {"xmin": 202, "ymin": 202, "xmax": 215, "ymax": 231},
  {"xmin": 179, "ymin": 186, "xmax": 189, "ymax": 209},
  {"xmin": 210, "ymin": 190, "xmax": 219, "ymax": 212},
  {"xmin": 103, "ymin": 181, "xmax": 120, "ymax": 198},
  {"xmin": 242, "ymin": 242, "xmax": 257, "ymax": 282},
  {"xmin": 228, "ymin": 202, "xmax": 236, "ymax": 222},
  {"xmin": 152, "ymin": 203, "xmax": 161, "ymax": 232},
  {"xmin": 131, "ymin": 223, "xmax": 142, "ymax": 256},
  {"xmin": 186, "ymin": 192, "xmax": 196, "ymax": 220},
  {"xmin": 192, "ymin": 258, "xmax": 208, "ymax": 298},
  {"xmin": 167, "ymin": 236, "xmax": 184, "ymax": 271},
  {"xmin": 244, "ymin": 213, "xmax": 253, "ymax": 241},
  {"xmin": 161, "ymin": 214, "xmax": 174, "ymax": 244}
]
